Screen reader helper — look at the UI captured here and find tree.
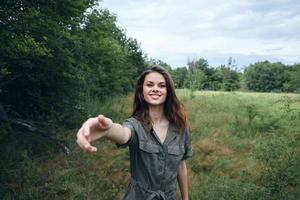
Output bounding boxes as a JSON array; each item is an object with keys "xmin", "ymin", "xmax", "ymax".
[
  {"xmin": 222, "ymin": 68, "xmax": 240, "ymax": 91},
  {"xmin": 146, "ymin": 59, "xmax": 172, "ymax": 72},
  {"xmin": 0, "ymin": 3, "xmax": 147, "ymax": 126},
  {"xmin": 283, "ymin": 63, "xmax": 300, "ymax": 92},
  {"xmin": 171, "ymin": 67, "xmax": 188, "ymax": 88},
  {"xmin": 244, "ymin": 61, "xmax": 287, "ymax": 92},
  {"xmin": 0, "ymin": 0, "xmax": 96, "ymax": 124},
  {"xmin": 227, "ymin": 57, "xmax": 238, "ymax": 71},
  {"xmin": 213, "ymin": 65, "xmax": 240, "ymax": 91},
  {"xmin": 184, "ymin": 67, "xmax": 205, "ymax": 90},
  {"xmin": 186, "ymin": 58, "xmax": 211, "ymax": 89}
]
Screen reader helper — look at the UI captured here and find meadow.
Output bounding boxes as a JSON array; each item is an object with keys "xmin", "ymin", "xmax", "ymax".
[{"xmin": 3, "ymin": 90, "xmax": 299, "ymax": 200}]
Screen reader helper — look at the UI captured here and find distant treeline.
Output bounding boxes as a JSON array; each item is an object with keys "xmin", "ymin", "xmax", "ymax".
[{"xmin": 155, "ymin": 59, "xmax": 300, "ymax": 94}]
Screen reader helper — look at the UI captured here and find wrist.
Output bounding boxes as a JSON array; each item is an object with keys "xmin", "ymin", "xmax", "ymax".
[
  {"xmin": 182, "ymin": 194, "xmax": 189, "ymax": 200},
  {"xmin": 103, "ymin": 117, "xmax": 114, "ymax": 130},
  {"xmin": 106, "ymin": 118, "xmax": 113, "ymax": 130}
]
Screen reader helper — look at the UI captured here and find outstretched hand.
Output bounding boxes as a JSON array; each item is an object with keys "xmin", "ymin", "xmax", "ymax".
[{"xmin": 76, "ymin": 114, "xmax": 112, "ymax": 153}]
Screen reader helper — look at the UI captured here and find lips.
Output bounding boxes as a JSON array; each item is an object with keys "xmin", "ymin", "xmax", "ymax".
[
  {"xmin": 149, "ymin": 94, "xmax": 161, "ymax": 97},
  {"xmin": 147, "ymin": 94, "xmax": 161, "ymax": 100}
]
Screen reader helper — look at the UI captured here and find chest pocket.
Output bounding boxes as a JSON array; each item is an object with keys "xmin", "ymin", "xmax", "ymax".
[
  {"xmin": 139, "ymin": 141, "xmax": 160, "ymax": 153},
  {"xmin": 167, "ymin": 145, "xmax": 185, "ymax": 171},
  {"xmin": 138, "ymin": 141, "xmax": 161, "ymax": 172},
  {"xmin": 168, "ymin": 145, "xmax": 184, "ymax": 155}
]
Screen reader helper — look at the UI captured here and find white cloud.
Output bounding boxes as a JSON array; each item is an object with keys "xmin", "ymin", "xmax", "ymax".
[{"xmin": 99, "ymin": 0, "xmax": 300, "ymax": 68}]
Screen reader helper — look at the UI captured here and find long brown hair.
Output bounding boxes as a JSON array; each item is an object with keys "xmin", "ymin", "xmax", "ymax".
[{"xmin": 131, "ymin": 65, "xmax": 188, "ymax": 132}]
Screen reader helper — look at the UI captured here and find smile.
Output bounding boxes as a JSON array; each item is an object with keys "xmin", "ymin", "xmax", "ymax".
[{"xmin": 149, "ymin": 94, "xmax": 161, "ymax": 97}]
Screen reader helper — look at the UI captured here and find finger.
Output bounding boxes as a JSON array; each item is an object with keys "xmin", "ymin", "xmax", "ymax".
[
  {"xmin": 81, "ymin": 138, "xmax": 97, "ymax": 152},
  {"xmin": 77, "ymin": 124, "xmax": 98, "ymax": 153},
  {"xmin": 97, "ymin": 114, "xmax": 107, "ymax": 129},
  {"xmin": 77, "ymin": 129, "xmax": 93, "ymax": 151},
  {"xmin": 82, "ymin": 140, "xmax": 98, "ymax": 153},
  {"xmin": 87, "ymin": 146, "xmax": 97, "ymax": 153}
]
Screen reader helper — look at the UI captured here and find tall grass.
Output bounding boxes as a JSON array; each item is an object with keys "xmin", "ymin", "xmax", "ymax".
[
  {"xmin": 178, "ymin": 90, "xmax": 300, "ymax": 200},
  {"xmin": 1, "ymin": 90, "xmax": 299, "ymax": 199}
]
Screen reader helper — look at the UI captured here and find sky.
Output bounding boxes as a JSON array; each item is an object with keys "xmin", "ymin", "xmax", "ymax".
[{"xmin": 98, "ymin": 0, "xmax": 300, "ymax": 70}]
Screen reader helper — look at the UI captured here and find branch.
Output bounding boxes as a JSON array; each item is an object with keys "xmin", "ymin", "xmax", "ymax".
[{"xmin": 10, "ymin": 119, "xmax": 71, "ymax": 155}]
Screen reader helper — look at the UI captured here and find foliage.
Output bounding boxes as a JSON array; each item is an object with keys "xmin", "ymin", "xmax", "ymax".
[
  {"xmin": 171, "ymin": 67, "xmax": 188, "ymax": 88},
  {"xmin": 179, "ymin": 58, "xmax": 240, "ymax": 91},
  {"xmin": 244, "ymin": 61, "xmax": 288, "ymax": 92},
  {"xmin": 0, "ymin": 2, "xmax": 147, "ymax": 198},
  {"xmin": 283, "ymin": 63, "xmax": 300, "ymax": 93},
  {"xmin": 164, "ymin": 59, "xmax": 298, "ymax": 94},
  {"xmin": 0, "ymin": 1, "xmax": 147, "ymax": 128},
  {"xmin": 0, "ymin": 0, "xmax": 96, "ymax": 123},
  {"xmin": 185, "ymin": 67, "xmax": 206, "ymax": 91},
  {"xmin": 214, "ymin": 65, "xmax": 240, "ymax": 91},
  {"xmin": 77, "ymin": 9, "xmax": 146, "ymax": 101},
  {"xmin": 185, "ymin": 58, "xmax": 210, "ymax": 90}
]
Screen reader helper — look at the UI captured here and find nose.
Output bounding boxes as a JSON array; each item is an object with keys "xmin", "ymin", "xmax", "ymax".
[{"xmin": 152, "ymin": 86, "xmax": 159, "ymax": 92}]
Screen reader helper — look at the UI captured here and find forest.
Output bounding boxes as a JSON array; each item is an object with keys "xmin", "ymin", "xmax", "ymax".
[{"xmin": 0, "ymin": 1, "xmax": 299, "ymax": 199}]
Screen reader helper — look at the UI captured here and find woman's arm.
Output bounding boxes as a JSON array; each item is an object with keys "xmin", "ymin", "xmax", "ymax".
[
  {"xmin": 76, "ymin": 115, "xmax": 131, "ymax": 153},
  {"xmin": 177, "ymin": 160, "xmax": 189, "ymax": 200}
]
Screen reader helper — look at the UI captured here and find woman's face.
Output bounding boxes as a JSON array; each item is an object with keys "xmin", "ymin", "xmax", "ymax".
[{"xmin": 143, "ymin": 72, "xmax": 167, "ymax": 106}]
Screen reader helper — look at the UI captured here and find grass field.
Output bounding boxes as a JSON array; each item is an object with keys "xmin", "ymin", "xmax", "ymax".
[
  {"xmin": 178, "ymin": 90, "xmax": 300, "ymax": 199},
  {"xmin": 2, "ymin": 90, "xmax": 300, "ymax": 199}
]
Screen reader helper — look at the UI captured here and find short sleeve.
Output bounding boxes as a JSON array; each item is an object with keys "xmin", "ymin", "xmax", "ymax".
[
  {"xmin": 182, "ymin": 129, "xmax": 192, "ymax": 160},
  {"xmin": 116, "ymin": 119, "xmax": 135, "ymax": 148}
]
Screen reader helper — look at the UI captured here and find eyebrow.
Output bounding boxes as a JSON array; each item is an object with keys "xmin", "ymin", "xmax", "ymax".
[{"xmin": 145, "ymin": 81, "xmax": 165, "ymax": 84}]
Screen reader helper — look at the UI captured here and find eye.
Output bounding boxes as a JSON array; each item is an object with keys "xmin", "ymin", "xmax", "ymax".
[{"xmin": 159, "ymin": 84, "xmax": 166, "ymax": 88}]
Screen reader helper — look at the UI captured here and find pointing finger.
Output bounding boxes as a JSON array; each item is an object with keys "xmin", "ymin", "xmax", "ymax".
[
  {"xmin": 77, "ymin": 128, "xmax": 94, "ymax": 151},
  {"xmin": 98, "ymin": 115, "xmax": 112, "ymax": 129}
]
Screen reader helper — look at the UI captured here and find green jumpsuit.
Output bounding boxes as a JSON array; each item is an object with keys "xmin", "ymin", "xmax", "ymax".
[{"xmin": 118, "ymin": 117, "xmax": 192, "ymax": 200}]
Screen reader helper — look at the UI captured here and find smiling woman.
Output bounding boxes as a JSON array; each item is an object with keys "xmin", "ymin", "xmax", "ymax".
[
  {"xmin": 76, "ymin": 65, "xmax": 192, "ymax": 200},
  {"xmin": 143, "ymin": 72, "xmax": 167, "ymax": 106}
]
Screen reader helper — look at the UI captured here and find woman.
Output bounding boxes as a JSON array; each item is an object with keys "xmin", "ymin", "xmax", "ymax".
[{"xmin": 76, "ymin": 65, "xmax": 192, "ymax": 200}]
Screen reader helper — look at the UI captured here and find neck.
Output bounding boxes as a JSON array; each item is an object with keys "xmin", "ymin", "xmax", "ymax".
[{"xmin": 148, "ymin": 105, "xmax": 166, "ymax": 124}]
